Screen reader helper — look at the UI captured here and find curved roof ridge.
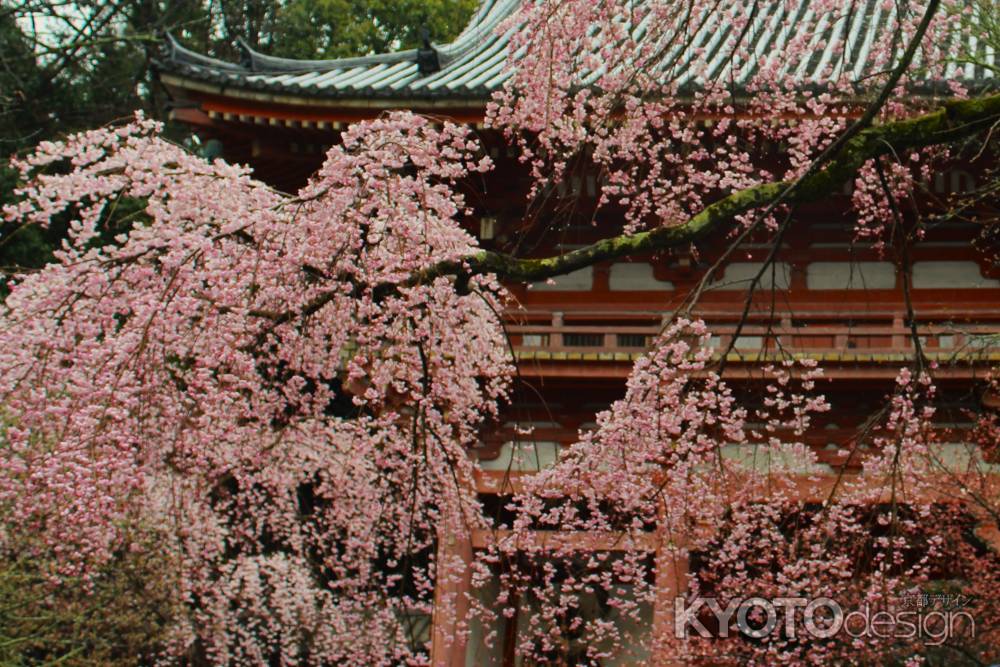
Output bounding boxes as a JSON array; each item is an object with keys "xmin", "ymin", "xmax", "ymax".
[
  {"xmin": 236, "ymin": 37, "xmax": 416, "ymax": 74},
  {"xmin": 439, "ymin": 0, "xmax": 519, "ymax": 58},
  {"xmin": 162, "ymin": 33, "xmax": 246, "ymax": 72},
  {"xmin": 178, "ymin": 0, "xmax": 520, "ymax": 75}
]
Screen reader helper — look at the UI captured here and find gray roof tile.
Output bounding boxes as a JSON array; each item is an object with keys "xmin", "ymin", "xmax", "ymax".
[{"xmin": 156, "ymin": 0, "xmax": 998, "ymax": 103}]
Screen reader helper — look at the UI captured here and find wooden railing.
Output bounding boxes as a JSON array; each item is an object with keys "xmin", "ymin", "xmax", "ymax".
[{"xmin": 506, "ymin": 310, "xmax": 1000, "ymax": 359}]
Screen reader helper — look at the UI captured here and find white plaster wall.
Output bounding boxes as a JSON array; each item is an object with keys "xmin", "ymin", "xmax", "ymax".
[
  {"xmin": 806, "ymin": 261, "xmax": 896, "ymax": 290},
  {"xmin": 609, "ymin": 263, "xmax": 675, "ymax": 291},
  {"xmin": 911, "ymin": 261, "xmax": 1000, "ymax": 288},
  {"xmin": 510, "ymin": 581, "xmax": 651, "ymax": 666},
  {"xmin": 714, "ymin": 262, "xmax": 791, "ymax": 290},
  {"xmin": 734, "ymin": 335, "xmax": 763, "ymax": 349},
  {"xmin": 465, "ymin": 576, "xmax": 506, "ymax": 667},
  {"xmin": 720, "ymin": 444, "xmax": 828, "ymax": 473},
  {"xmin": 479, "ymin": 441, "xmax": 560, "ymax": 472},
  {"xmin": 530, "ymin": 267, "xmax": 593, "ymax": 291}
]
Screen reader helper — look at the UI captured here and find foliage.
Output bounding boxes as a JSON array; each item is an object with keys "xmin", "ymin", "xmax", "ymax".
[
  {"xmin": 271, "ymin": 0, "xmax": 479, "ymax": 59},
  {"xmin": 0, "ymin": 532, "xmax": 178, "ymax": 666},
  {"xmin": 0, "ymin": 0, "xmax": 476, "ymax": 153}
]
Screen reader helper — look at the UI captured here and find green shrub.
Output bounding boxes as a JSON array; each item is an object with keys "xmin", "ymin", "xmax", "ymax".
[{"xmin": 0, "ymin": 535, "xmax": 178, "ymax": 666}]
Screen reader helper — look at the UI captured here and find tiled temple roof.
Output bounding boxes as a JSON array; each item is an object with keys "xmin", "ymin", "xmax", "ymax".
[
  {"xmin": 157, "ymin": 0, "xmax": 998, "ymax": 104},
  {"xmin": 158, "ymin": 0, "xmax": 519, "ymax": 102}
]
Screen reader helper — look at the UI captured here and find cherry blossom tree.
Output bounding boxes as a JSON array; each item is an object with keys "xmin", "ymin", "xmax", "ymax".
[
  {"xmin": 1, "ymin": 0, "xmax": 999, "ymax": 664},
  {"xmin": 0, "ymin": 115, "xmax": 514, "ymax": 664}
]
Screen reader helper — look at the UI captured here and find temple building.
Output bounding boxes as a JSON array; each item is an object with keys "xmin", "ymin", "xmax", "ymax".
[{"xmin": 156, "ymin": 1, "xmax": 999, "ymax": 664}]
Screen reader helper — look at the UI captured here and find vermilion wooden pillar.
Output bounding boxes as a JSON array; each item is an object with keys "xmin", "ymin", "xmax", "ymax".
[
  {"xmin": 650, "ymin": 544, "xmax": 690, "ymax": 666},
  {"xmin": 430, "ymin": 529, "xmax": 474, "ymax": 667}
]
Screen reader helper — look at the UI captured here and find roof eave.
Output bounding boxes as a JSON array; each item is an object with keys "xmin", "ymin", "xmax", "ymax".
[{"xmin": 158, "ymin": 72, "xmax": 491, "ymax": 110}]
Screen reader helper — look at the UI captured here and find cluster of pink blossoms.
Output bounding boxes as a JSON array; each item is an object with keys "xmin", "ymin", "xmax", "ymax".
[{"xmin": 0, "ymin": 112, "xmax": 511, "ymax": 664}]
